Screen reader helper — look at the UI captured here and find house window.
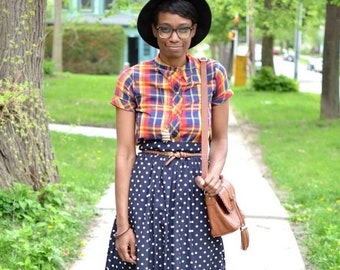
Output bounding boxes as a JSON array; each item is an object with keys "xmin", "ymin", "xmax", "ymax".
[
  {"xmin": 104, "ymin": 0, "xmax": 114, "ymax": 10},
  {"xmin": 79, "ymin": 0, "xmax": 93, "ymax": 11}
]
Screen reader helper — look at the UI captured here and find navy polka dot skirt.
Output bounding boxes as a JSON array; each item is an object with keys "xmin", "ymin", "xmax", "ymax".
[{"xmin": 105, "ymin": 141, "xmax": 225, "ymax": 270}]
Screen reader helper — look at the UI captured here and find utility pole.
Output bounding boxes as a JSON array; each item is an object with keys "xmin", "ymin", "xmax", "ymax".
[
  {"xmin": 52, "ymin": 0, "xmax": 63, "ymax": 72},
  {"xmin": 226, "ymin": 15, "xmax": 239, "ymax": 81},
  {"xmin": 247, "ymin": 0, "xmax": 255, "ymax": 76},
  {"xmin": 294, "ymin": 1, "xmax": 302, "ymax": 80},
  {"xmin": 233, "ymin": 14, "xmax": 239, "ymax": 59}
]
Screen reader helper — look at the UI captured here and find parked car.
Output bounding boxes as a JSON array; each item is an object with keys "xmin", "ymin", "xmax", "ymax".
[
  {"xmin": 273, "ymin": 47, "xmax": 280, "ymax": 55},
  {"xmin": 254, "ymin": 44, "xmax": 262, "ymax": 71},
  {"xmin": 283, "ymin": 51, "xmax": 295, "ymax": 62},
  {"xmin": 307, "ymin": 58, "xmax": 323, "ymax": 73}
]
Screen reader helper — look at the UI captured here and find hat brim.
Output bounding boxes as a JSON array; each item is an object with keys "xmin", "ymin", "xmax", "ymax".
[{"xmin": 137, "ymin": 0, "xmax": 212, "ymax": 49}]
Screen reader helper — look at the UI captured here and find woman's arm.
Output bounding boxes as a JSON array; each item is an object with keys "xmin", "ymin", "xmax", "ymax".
[
  {"xmin": 114, "ymin": 107, "xmax": 137, "ymax": 263},
  {"xmin": 201, "ymin": 101, "xmax": 230, "ymax": 196}
]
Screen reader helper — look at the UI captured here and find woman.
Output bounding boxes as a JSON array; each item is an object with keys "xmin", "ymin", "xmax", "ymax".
[{"xmin": 105, "ymin": 0, "xmax": 233, "ymax": 269}]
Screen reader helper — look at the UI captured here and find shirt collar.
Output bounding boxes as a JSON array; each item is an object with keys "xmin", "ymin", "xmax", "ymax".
[{"xmin": 153, "ymin": 53, "xmax": 199, "ymax": 78}]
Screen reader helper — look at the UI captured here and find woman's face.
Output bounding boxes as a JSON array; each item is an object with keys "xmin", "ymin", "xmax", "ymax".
[{"xmin": 152, "ymin": 12, "xmax": 196, "ymax": 65}]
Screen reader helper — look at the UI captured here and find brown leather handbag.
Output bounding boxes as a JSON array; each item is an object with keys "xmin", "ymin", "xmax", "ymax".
[{"xmin": 199, "ymin": 58, "xmax": 249, "ymax": 250}]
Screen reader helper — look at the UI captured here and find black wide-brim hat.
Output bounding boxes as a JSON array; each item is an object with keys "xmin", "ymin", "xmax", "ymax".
[{"xmin": 137, "ymin": 0, "xmax": 212, "ymax": 49}]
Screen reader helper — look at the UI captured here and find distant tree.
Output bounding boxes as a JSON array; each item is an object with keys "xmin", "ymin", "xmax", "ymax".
[
  {"xmin": 257, "ymin": 0, "xmax": 297, "ymax": 71},
  {"xmin": 301, "ymin": 1, "xmax": 325, "ymax": 54},
  {"xmin": 207, "ymin": 0, "xmax": 243, "ymax": 74},
  {"xmin": 207, "ymin": 0, "xmax": 298, "ymax": 73},
  {"xmin": 261, "ymin": 0, "xmax": 275, "ymax": 71},
  {"xmin": 0, "ymin": 0, "xmax": 59, "ymax": 189},
  {"xmin": 107, "ymin": 0, "xmax": 146, "ymax": 14},
  {"xmin": 320, "ymin": 0, "xmax": 340, "ymax": 119}
]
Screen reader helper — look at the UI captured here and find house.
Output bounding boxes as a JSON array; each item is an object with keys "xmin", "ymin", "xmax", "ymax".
[{"xmin": 55, "ymin": 0, "xmax": 158, "ymax": 67}]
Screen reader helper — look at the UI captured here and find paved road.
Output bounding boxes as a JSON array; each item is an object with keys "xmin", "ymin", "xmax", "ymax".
[{"xmin": 274, "ymin": 56, "xmax": 322, "ymax": 94}]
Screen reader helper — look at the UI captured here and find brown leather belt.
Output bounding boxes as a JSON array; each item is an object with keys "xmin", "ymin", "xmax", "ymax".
[{"xmin": 142, "ymin": 150, "xmax": 201, "ymax": 165}]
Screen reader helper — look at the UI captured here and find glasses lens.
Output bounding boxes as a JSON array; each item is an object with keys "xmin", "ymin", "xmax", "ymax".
[
  {"xmin": 158, "ymin": 27, "xmax": 172, "ymax": 38},
  {"xmin": 177, "ymin": 27, "xmax": 191, "ymax": 38},
  {"xmin": 157, "ymin": 26, "xmax": 192, "ymax": 38}
]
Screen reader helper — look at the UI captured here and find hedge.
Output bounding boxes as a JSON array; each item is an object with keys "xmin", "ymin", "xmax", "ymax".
[{"xmin": 45, "ymin": 23, "xmax": 126, "ymax": 75}]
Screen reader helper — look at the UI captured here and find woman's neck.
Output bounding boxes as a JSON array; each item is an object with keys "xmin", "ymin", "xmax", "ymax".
[{"xmin": 158, "ymin": 54, "xmax": 187, "ymax": 68}]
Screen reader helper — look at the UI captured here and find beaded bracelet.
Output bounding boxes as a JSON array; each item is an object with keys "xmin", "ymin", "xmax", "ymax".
[{"xmin": 114, "ymin": 227, "xmax": 131, "ymax": 239}]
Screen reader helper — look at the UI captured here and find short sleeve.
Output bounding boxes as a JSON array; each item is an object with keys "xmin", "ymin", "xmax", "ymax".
[
  {"xmin": 110, "ymin": 68, "xmax": 136, "ymax": 112},
  {"xmin": 210, "ymin": 61, "xmax": 234, "ymax": 106}
]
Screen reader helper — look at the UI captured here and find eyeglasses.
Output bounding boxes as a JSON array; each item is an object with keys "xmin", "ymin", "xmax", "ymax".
[{"xmin": 156, "ymin": 26, "xmax": 193, "ymax": 39}]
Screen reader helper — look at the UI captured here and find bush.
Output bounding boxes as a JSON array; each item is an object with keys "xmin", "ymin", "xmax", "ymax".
[
  {"xmin": 45, "ymin": 23, "xmax": 126, "ymax": 75},
  {"xmin": 251, "ymin": 67, "xmax": 298, "ymax": 92},
  {"xmin": 44, "ymin": 60, "xmax": 55, "ymax": 75},
  {"xmin": 0, "ymin": 183, "xmax": 85, "ymax": 269}
]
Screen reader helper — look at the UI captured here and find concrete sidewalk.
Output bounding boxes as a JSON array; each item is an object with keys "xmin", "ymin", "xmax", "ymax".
[{"xmin": 50, "ymin": 110, "xmax": 306, "ymax": 270}]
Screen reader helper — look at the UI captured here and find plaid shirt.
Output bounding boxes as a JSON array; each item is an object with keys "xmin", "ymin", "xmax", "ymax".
[{"xmin": 111, "ymin": 53, "xmax": 233, "ymax": 144}]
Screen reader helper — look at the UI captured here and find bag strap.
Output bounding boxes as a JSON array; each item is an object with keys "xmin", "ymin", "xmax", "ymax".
[
  {"xmin": 200, "ymin": 58, "xmax": 209, "ymax": 179},
  {"xmin": 200, "ymin": 58, "xmax": 247, "ymax": 228},
  {"xmin": 200, "ymin": 58, "xmax": 249, "ymax": 250}
]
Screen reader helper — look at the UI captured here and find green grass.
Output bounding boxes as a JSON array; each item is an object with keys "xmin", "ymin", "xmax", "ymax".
[
  {"xmin": 0, "ymin": 132, "xmax": 115, "ymax": 269},
  {"xmin": 43, "ymin": 73, "xmax": 117, "ymax": 127},
  {"xmin": 1, "ymin": 72, "xmax": 118, "ymax": 269},
  {"xmin": 51, "ymin": 132, "xmax": 116, "ymax": 203},
  {"xmin": 230, "ymin": 87, "xmax": 340, "ymax": 270}
]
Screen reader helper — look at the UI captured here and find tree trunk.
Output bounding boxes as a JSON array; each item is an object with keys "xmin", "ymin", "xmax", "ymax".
[
  {"xmin": 247, "ymin": 0, "xmax": 256, "ymax": 76},
  {"xmin": 262, "ymin": 35, "xmax": 275, "ymax": 71},
  {"xmin": 52, "ymin": 0, "xmax": 63, "ymax": 72},
  {"xmin": 0, "ymin": 0, "xmax": 60, "ymax": 189},
  {"xmin": 320, "ymin": 1, "xmax": 340, "ymax": 119},
  {"xmin": 261, "ymin": 0, "xmax": 275, "ymax": 72}
]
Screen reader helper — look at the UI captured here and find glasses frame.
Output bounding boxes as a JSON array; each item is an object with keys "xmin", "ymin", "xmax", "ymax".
[{"xmin": 156, "ymin": 26, "xmax": 194, "ymax": 39}]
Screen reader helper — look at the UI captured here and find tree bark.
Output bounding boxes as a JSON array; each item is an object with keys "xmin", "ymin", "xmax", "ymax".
[
  {"xmin": 262, "ymin": 35, "xmax": 275, "ymax": 71},
  {"xmin": 261, "ymin": 0, "xmax": 275, "ymax": 72},
  {"xmin": 320, "ymin": 1, "xmax": 340, "ymax": 119},
  {"xmin": 0, "ymin": 0, "xmax": 60, "ymax": 189}
]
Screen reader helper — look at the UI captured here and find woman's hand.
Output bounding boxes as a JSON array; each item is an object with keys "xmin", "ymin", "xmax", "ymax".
[
  {"xmin": 195, "ymin": 175, "xmax": 223, "ymax": 197},
  {"xmin": 115, "ymin": 228, "xmax": 137, "ymax": 264}
]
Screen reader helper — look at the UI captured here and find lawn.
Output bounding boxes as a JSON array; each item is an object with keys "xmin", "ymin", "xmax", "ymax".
[
  {"xmin": 43, "ymin": 73, "xmax": 117, "ymax": 127},
  {"xmin": 0, "ymin": 132, "xmax": 115, "ymax": 269},
  {"xmin": 230, "ymin": 88, "xmax": 340, "ymax": 269},
  {"xmin": 0, "ymin": 73, "xmax": 339, "ymax": 269},
  {"xmin": 0, "ymin": 73, "xmax": 117, "ymax": 269}
]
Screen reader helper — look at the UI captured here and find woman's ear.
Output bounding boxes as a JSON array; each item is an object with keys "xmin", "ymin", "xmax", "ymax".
[
  {"xmin": 152, "ymin": 25, "xmax": 158, "ymax": 38},
  {"xmin": 191, "ymin": 24, "xmax": 197, "ymax": 37}
]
